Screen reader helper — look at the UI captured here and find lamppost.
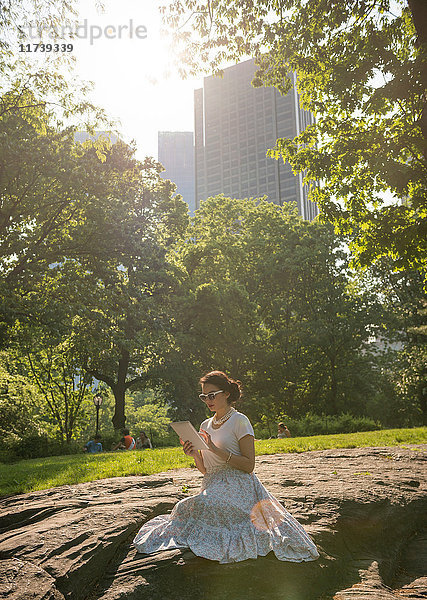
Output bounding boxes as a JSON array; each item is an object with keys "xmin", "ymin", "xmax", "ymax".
[{"xmin": 93, "ymin": 394, "xmax": 103, "ymax": 437}]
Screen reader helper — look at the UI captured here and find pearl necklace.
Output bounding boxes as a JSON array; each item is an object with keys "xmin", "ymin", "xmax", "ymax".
[{"xmin": 213, "ymin": 407, "xmax": 235, "ymax": 425}]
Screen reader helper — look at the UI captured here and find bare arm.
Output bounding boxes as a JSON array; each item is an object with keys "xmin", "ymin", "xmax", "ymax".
[{"xmin": 181, "ymin": 440, "xmax": 207, "ymax": 474}]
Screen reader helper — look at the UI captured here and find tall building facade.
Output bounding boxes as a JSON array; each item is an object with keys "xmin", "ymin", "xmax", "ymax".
[
  {"xmin": 194, "ymin": 59, "xmax": 318, "ymax": 220},
  {"xmin": 158, "ymin": 131, "xmax": 195, "ymax": 215}
]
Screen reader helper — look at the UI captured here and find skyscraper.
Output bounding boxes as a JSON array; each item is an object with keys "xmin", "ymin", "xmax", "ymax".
[
  {"xmin": 194, "ymin": 59, "xmax": 318, "ymax": 220},
  {"xmin": 158, "ymin": 131, "xmax": 195, "ymax": 215}
]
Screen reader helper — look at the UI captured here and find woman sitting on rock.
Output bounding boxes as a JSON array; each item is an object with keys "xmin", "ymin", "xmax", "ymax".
[{"xmin": 133, "ymin": 370, "xmax": 319, "ymax": 564}]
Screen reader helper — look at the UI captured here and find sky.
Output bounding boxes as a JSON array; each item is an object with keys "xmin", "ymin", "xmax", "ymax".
[
  {"xmin": 69, "ymin": 0, "xmax": 204, "ymax": 160},
  {"xmin": 14, "ymin": 0, "xmax": 396, "ymax": 205}
]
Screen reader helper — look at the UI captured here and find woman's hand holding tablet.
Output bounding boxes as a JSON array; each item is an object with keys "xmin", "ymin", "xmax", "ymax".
[{"xmin": 170, "ymin": 421, "xmax": 210, "ymax": 451}]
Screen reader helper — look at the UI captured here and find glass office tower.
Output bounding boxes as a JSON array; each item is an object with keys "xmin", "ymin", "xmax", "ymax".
[
  {"xmin": 158, "ymin": 131, "xmax": 196, "ymax": 215},
  {"xmin": 194, "ymin": 59, "xmax": 318, "ymax": 220}
]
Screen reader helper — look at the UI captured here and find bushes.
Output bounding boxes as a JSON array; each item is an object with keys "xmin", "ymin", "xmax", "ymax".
[
  {"xmin": 6, "ymin": 433, "xmax": 82, "ymax": 460},
  {"xmin": 253, "ymin": 412, "xmax": 381, "ymax": 439},
  {"xmin": 1, "ymin": 427, "xmax": 180, "ymax": 463}
]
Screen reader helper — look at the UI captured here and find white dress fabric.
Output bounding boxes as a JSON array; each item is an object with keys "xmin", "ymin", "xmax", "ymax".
[
  {"xmin": 199, "ymin": 411, "xmax": 255, "ymax": 470},
  {"xmin": 133, "ymin": 411, "xmax": 319, "ymax": 564}
]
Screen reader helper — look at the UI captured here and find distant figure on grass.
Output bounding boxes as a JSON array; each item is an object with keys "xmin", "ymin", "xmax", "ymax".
[
  {"xmin": 83, "ymin": 435, "xmax": 103, "ymax": 453},
  {"xmin": 136, "ymin": 431, "xmax": 152, "ymax": 450},
  {"xmin": 277, "ymin": 423, "xmax": 292, "ymax": 439},
  {"xmin": 112, "ymin": 428, "xmax": 136, "ymax": 450},
  {"xmin": 133, "ymin": 370, "xmax": 319, "ymax": 564}
]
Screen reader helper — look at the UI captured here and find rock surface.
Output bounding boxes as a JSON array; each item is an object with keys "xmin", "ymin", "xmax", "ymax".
[{"xmin": 0, "ymin": 445, "xmax": 426, "ymax": 600}]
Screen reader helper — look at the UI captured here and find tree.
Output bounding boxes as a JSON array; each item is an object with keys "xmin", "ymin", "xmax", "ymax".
[
  {"xmin": 128, "ymin": 402, "xmax": 171, "ymax": 445},
  {"xmin": 0, "ymin": 95, "xmax": 102, "ymax": 271},
  {"xmin": 161, "ymin": 0, "xmax": 426, "ymax": 273},
  {"xmin": 397, "ymin": 344, "xmax": 427, "ymax": 424},
  {"xmin": 357, "ymin": 260, "xmax": 427, "ymax": 424},
  {"xmin": 1, "ymin": 0, "xmax": 194, "ymax": 434},
  {"xmin": 0, "ymin": 67, "xmax": 112, "ymax": 350},
  {"xmin": 1, "ymin": 0, "xmax": 112, "ymax": 318},
  {"xmin": 63, "ymin": 143, "xmax": 190, "ymax": 430},
  {"xmin": 233, "ymin": 200, "xmax": 380, "ymax": 418},
  {"xmin": 19, "ymin": 333, "xmax": 94, "ymax": 444},
  {"xmin": 0, "ymin": 351, "xmax": 48, "ymax": 456},
  {"xmin": 171, "ymin": 195, "xmax": 380, "ymax": 423},
  {"xmin": 1, "ymin": 73, "xmax": 188, "ymax": 432}
]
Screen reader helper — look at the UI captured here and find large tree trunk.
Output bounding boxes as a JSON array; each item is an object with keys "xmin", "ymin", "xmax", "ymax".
[
  {"xmin": 407, "ymin": 0, "xmax": 427, "ymax": 46},
  {"xmin": 111, "ymin": 349, "xmax": 130, "ymax": 430},
  {"xmin": 112, "ymin": 383, "xmax": 126, "ymax": 430}
]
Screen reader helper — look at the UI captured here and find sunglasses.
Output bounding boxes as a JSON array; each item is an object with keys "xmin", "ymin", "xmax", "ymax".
[{"xmin": 199, "ymin": 390, "xmax": 224, "ymax": 402}]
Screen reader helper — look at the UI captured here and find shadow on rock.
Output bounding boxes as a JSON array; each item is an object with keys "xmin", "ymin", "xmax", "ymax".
[{"xmin": 94, "ymin": 545, "xmax": 333, "ymax": 600}]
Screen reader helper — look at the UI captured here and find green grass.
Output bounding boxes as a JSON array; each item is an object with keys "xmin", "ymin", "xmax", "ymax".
[
  {"xmin": 254, "ymin": 427, "xmax": 427, "ymax": 454},
  {"xmin": 1, "ymin": 427, "xmax": 426, "ymax": 498}
]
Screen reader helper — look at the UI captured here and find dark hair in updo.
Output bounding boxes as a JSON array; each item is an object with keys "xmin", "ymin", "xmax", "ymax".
[{"xmin": 199, "ymin": 370, "xmax": 242, "ymax": 405}]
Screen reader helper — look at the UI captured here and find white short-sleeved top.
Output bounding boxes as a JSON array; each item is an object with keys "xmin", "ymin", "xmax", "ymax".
[{"xmin": 199, "ymin": 410, "xmax": 255, "ymax": 470}]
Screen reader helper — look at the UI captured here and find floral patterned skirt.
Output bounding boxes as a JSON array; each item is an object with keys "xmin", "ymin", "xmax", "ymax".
[{"xmin": 133, "ymin": 465, "xmax": 319, "ymax": 564}]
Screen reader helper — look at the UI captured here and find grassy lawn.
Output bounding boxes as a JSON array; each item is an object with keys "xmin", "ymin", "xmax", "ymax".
[{"xmin": 1, "ymin": 427, "xmax": 426, "ymax": 498}]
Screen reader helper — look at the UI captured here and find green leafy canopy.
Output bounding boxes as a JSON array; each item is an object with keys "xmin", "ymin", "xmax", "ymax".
[{"xmin": 161, "ymin": 0, "xmax": 427, "ymax": 274}]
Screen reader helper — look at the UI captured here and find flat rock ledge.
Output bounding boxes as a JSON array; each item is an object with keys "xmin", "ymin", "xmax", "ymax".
[{"xmin": 0, "ymin": 445, "xmax": 426, "ymax": 600}]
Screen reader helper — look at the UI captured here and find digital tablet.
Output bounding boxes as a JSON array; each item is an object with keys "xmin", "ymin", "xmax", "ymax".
[{"xmin": 170, "ymin": 421, "xmax": 209, "ymax": 451}]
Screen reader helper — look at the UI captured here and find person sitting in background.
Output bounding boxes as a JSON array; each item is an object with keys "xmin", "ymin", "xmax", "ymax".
[
  {"xmin": 112, "ymin": 428, "xmax": 136, "ymax": 450},
  {"xmin": 83, "ymin": 434, "xmax": 103, "ymax": 453},
  {"xmin": 277, "ymin": 423, "xmax": 291, "ymax": 439},
  {"xmin": 136, "ymin": 431, "xmax": 152, "ymax": 449}
]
